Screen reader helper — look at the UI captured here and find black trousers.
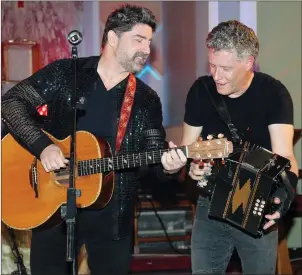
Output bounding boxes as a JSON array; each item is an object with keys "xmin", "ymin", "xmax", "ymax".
[{"xmin": 30, "ymin": 206, "xmax": 133, "ymax": 275}]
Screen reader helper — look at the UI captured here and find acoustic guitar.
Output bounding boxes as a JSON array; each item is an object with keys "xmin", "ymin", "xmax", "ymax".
[{"xmin": 2, "ymin": 130, "xmax": 233, "ymax": 230}]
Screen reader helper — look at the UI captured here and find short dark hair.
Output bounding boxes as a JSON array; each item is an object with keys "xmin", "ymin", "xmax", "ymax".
[{"xmin": 102, "ymin": 4, "xmax": 157, "ymax": 48}]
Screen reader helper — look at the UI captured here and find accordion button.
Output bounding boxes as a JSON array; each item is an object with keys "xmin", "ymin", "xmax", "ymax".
[
  {"xmin": 253, "ymin": 211, "xmax": 256, "ymax": 215},
  {"xmin": 258, "ymin": 212, "xmax": 262, "ymax": 216}
]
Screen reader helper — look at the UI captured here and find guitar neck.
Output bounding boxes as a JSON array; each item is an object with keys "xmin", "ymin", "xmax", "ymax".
[{"xmin": 77, "ymin": 146, "xmax": 187, "ymax": 176}]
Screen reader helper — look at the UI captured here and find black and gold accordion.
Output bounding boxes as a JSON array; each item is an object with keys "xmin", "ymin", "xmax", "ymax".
[{"xmin": 206, "ymin": 140, "xmax": 292, "ymax": 237}]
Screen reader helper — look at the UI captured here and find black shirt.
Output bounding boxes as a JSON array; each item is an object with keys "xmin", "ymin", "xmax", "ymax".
[
  {"xmin": 184, "ymin": 72, "xmax": 293, "ymax": 150},
  {"xmin": 77, "ymin": 75, "xmax": 128, "ymax": 152},
  {"xmin": 76, "ymin": 73, "xmax": 128, "ymax": 219}
]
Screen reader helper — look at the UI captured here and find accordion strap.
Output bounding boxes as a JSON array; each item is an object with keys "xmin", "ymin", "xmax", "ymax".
[
  {"xmin": 200, "ymin": 76, "xmax": 241, "ymax": 143},
  {"xmin": 280, "ymin": 171, "xmax": 295, "ymax": 202}
]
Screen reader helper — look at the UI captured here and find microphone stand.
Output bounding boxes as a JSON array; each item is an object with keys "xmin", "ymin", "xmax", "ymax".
[{"xmin": 62, "ymin": 30, "xmax": 84, "ymax": 275}]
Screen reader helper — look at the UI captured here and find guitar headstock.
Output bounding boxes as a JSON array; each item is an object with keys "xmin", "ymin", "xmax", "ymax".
[{"xmin": 187, "ymin": 137, "xmax": 233, "ymax": 160}]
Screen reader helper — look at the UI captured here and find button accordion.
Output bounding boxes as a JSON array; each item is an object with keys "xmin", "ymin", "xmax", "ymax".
[{"xmin": 202, "ymin": 140, "xmax": 291, "ymax": 237}]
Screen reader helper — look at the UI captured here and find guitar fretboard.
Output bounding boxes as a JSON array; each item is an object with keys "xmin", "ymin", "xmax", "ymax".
[{"xmin": 77, "ymin": 146, "xmax": 187, "ymax": 176}]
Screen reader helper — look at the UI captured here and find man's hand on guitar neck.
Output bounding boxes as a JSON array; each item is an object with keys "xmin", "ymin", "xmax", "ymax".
[
  {"xmin": 40, "ymin": 144, "xmax": 69, "ymax": 172},
  {"xmin": 187, "ymin": 134, "xmax": 218, "ymax": 186},
  {"xmin": 161, "ymin": 141, "xmax": 187, "ymax": 174}
]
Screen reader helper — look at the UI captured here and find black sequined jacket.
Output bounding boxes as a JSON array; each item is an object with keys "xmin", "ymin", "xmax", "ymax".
[{"xmin": 1, "ymin": 56, "xmax": 178, "ymax": 239}]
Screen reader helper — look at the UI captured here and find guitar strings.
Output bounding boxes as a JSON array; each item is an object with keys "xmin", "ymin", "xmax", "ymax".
[
  {"xmin": 58, "ymin": 149, "xmax": 186, "ymax": 174},
  {"xmin": 55, "ymin": 143, "xmax": 231, "ymax": 174}
]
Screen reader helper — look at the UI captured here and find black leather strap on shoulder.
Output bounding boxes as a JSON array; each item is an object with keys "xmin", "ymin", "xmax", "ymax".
[{"xmin": 199, "ymin": 76, "xmax": 241, "ymax": 142}]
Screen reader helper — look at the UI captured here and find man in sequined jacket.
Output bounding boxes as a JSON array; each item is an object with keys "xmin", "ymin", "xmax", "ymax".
[{"xmin": 1, "ymin": 4, "xmax": 187, "ymax": 275}]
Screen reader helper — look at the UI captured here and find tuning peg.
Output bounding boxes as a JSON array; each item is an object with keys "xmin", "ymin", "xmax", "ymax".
[
  {"xmin": 207, "ymin": 134, "xmax": 213, "ymax": 140},
  {"xmin": 218, "ymin": 133, "xmax": 224, "ymax": 138}
]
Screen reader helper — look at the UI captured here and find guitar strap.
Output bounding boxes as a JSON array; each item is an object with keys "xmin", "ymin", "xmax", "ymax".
[
  {"xmin": 115, "ymin": 73, "xmax": 136, "ymax": 153},
  {"xmin": 200, "ymin": 76, "xmax": 241, "ymax": 143}
]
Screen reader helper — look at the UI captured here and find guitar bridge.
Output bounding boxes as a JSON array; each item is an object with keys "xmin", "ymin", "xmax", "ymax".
[{"xmin": 29, "ymin": 158, "xmax": 39, "ymax": 198}]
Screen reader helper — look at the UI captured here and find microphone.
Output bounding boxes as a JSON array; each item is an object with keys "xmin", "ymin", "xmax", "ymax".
[{"xmin": 67, "ymin": 30, "xmax": 83, "ymax": 46}]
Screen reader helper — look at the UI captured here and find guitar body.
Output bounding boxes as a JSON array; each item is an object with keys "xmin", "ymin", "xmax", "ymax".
[
  {"xmin": 2, "ymin": 129, "xmax": 233, "ymax": 231},
  {"xmin": 2, "ymin": 131, "xmax": 114, "ymax": 230}
]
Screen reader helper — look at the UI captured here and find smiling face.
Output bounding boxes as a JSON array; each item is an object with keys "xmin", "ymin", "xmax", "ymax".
[
  {"xmin": 108, "ymin": 23, "xmax": 153, "ymax": 74},
  {"xmin": 208, "ymin": 48, "xmax": 254, "ymax": 97}
]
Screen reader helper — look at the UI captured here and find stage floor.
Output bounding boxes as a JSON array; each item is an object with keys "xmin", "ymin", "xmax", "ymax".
[
  {"xmin": 129, "ymin": 253, "xmax": 302, "ymax": 275},
  {"xmin": 132, "ymin": 273, "xmax": 191, "ymax": 275}
]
